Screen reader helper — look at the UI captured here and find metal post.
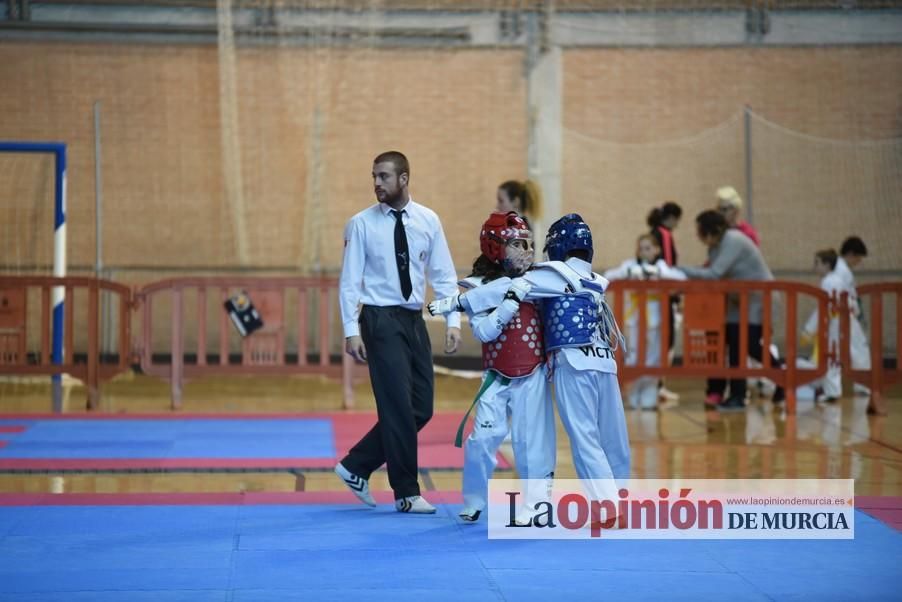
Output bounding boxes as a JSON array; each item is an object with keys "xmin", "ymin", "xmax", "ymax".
[
  {"xmin": 526, "ymin": 1, "xmax": 562, "ymax": 239},
  {"xmin": 744, "ymin": 105, "xmax": 754, "ymax": 225},
  {"xmin": 94, "ymin": 102, "xmax": 115, "ymax": 362},
  {"xmin": 94, "ymin": 102, "xmax": 103, "ymax": 278}
]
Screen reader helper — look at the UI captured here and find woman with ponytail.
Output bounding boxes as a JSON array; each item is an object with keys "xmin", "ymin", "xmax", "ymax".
[
  {"xmin": 496, "ymin": 179, "xmax": 544, "ymax": 230},
  {"xmin": 646, "ymin": 201, "xmax": 682, "ymax": 267}
]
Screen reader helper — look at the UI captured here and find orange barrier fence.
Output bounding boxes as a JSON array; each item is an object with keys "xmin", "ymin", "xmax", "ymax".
[
  {"xmin": 840, "ymin": 282, "xmax": 902, "ymax": 414},
  {"xmin": 605, "ymin": 279, "xmax": 832, "ymax": 415},
  {"xmin": 134, "ymin": 277, "xmax": 359, "ymax": 410},
  {"xmin": 1, "ymin": 275, "xmax": 896, "ymax": 415},
  {"xmin": 0, "ymin": 276, "xmax": 132, "ymax": 409}
]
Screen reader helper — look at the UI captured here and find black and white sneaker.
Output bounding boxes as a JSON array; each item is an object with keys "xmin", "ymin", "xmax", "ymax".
[
  {"xmin": 334, "ymin": 462, "xmax": 376, "ymax": 507},
  {"xmin": 395, "ymin": 496, "xmax": 437, "ymax": 514},
  {"xmin": 458, "ymin": 507, "xmax": 482, "ymax": 523}
]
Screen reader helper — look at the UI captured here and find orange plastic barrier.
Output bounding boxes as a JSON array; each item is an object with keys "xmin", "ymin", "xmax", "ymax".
[
  {"xmin": 134, "ymin": 277, "xmax": 361, "ymax": 410},
  {"xmin": 605, "ymin": 279, "xmax": 832, "ymax": 414},
  {"xmin": 6, "ymin": 274, "xmax": 892, "ymax": 417},
  {"xmin": 0, "ymin": 276, "xmax": 132, "ymax": 409},
  {"xmin": 681, "ymin": 292, "xmax": 726, "ymax": 369}
]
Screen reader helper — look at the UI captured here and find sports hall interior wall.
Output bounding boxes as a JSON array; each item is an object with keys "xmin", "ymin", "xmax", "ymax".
[{"xmin": 1, "ymin": 41, "xmax": 899, "ymax": 355}]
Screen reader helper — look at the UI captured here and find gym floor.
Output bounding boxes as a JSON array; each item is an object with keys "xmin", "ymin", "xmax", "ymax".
[{"xmin": 0, "ymin": 374, "xmax": 900, "ymax": 600}]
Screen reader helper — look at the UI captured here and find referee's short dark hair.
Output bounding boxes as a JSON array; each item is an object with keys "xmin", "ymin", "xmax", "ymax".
[
  {"xmin": 374, "ymin": 151, "xmax": 410, "ymax": 180},
  {"xmin": 840, "ymin": 236, "xmax": 868, "ymax": 257}
]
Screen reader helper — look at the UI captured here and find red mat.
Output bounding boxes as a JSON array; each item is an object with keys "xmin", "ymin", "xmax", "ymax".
[
  {"xmin": 328, "ymin": 412, "xmax": 510, "ymax": 470},
  {"xmin": 856, "ymin": 496, "xmax": 902, "ymax": 532},
  {"xmin": 0, "ymin": 490, "xmax": 465, "ymax": 506},
  {"xmin": 0, "ymin": 412, "xmax": 509, "ymax": 471}
]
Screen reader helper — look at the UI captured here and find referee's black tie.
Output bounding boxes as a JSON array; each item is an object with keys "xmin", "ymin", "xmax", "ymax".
[{"xmin": 391, "ymin": 210, "xmax": 413, "ymax": 300}]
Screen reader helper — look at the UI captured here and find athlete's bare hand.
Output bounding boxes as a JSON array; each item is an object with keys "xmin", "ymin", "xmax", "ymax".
[
  {"xmin": 444, "ymin": 327, "xmax": 461, "ymax": 354},
  {"xmin": 345, "ymin": 335, "xmax": 367, "ymax": 363}
]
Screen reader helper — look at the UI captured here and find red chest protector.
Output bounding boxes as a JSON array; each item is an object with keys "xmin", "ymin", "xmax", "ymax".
[{"xmin": 482, "ymin": 301, "xmax": 544, "ymax": 378}]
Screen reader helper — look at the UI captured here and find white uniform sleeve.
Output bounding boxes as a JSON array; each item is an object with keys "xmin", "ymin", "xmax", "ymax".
[
  {"xmin": 459, "ymin": 262, "xmax": 590, "ymax": 316},
  {"xmin": 656, "ymin": 259, "xmax": 688, "ymax": 281},
  {"xmin": 460, "ymin": 278, "xmax": 512, "ymax": 316},
  {"xmin": 425, "ymin": 215, "xmax": 461, "ymax": 330},
  {"xmin": 339, "ymin": 217, "xmax": 366, "ymax": 338},
  {"xmin": 468, "ymin": 298, "xmax": 522, "ymax": 343}
]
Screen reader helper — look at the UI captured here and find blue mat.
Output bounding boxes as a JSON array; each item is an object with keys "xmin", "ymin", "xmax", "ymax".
[
  {"xmin": 0, "ymin": 419, "xmax": 334, "ymax": 459},
  {"xmin": 0, "ymin": 505, "xmax": 899, "ymax": 600}
]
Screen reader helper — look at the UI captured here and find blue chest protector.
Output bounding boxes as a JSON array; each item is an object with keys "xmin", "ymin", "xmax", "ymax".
[{"xmin": 541, "ymin": 293, "xmax": 600, "ymax": 351}]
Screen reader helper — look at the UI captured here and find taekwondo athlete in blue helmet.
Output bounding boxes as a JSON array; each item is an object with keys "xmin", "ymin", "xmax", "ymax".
[{"xmin": 537, "ymin": 214, "xmax": 630, "ymax": 490}]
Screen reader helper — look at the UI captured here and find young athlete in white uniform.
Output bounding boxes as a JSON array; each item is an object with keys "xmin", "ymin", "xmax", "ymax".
[
  {"xmin": 798, "ymin": 249, "xmax": 845, "ymax": 402},
  {"xmin": 539, "ymin": 215, "xmax": 630, "ymax": 497},
  {"xmin": 447, "ymin": 212, "xmax": 555, "ymax": 523},
  {"xmin": 835, "ymin": 236, "xmax": 872, "ymax": 397},
  {"xmin": 431, "ymin": 214, "xmax": 630, "ymax": 507},
  {"xmin": 603, "ymin": 233, "xmax": 686, "ymax": 410}
]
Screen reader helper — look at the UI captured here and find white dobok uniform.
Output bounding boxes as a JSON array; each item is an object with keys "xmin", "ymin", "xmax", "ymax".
[
  {"xmin": 834, "ymin": 258, "xmax": 873, "ymax": 380},
  {"xmin": 603, "ymin": 258, "xmax": 686, "ymax": 409},
  {"xmin": 799, "ymin": 262, "xmax": 872, "ymax": 399},
  {"xmin": 458, "ymin": 277, "xmax": 555, "ymax": 514}
]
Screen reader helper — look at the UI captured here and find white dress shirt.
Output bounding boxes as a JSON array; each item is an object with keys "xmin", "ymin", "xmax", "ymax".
[{"xmin": 340, "ymin": 198, "xmax": 461, "ymax": 338}]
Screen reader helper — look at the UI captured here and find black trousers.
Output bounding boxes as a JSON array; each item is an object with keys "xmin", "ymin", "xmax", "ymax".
[
  {"xmin": 706, "ymin": 322, "xmax": 785, "ymax": 401},
  {"xmin": 341, "ymin": 305, "xmax": 434, "ymax": 500}
]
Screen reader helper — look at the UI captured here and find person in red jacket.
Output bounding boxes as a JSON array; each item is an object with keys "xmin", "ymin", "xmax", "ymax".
[{"xmin": 646, "ymin": 201, "xmax": 682, "ymax": 267}]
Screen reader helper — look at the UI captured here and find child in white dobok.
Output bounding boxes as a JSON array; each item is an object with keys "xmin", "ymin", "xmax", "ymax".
[
  {"xmin": 538, "ymin": 214, "xmax": 630, "ymax": 502},
  {"xmin": 603, "ymin": 234, "xmax": 686, "ymax": 410},
  {"xmin": 798, "ymin": 249, "xmax": 846, "ymax": 402},
  {"xmin": 437, "ymin": 212, "xmax": 555, "ymax": 523}
]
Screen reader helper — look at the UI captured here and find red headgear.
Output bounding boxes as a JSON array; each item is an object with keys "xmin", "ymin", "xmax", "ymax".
[{"xmin": 480, "ymin": 212, "xmax": 532, "ymax": 264}]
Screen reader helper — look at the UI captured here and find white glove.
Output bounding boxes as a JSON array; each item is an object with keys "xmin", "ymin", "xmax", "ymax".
[
  {"xmin": 428, "ymin": 293, "xmax": 462, "ymax": 316},
  {"xmin": 642, "ymin": 264, "xmax": 660, "ymax": 279},
  {"xmin": 628, "ymin": 265, "xmax": 644, "ymax": 280},
  {"xmin": 505, "ymin": 277, "xmax": 533, "ymax": 303}
]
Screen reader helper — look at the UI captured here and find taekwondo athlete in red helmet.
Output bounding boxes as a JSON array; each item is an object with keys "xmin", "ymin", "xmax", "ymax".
[{"xmin": 450, "ymin": 212, "xmax": 555, "ymax": 523}]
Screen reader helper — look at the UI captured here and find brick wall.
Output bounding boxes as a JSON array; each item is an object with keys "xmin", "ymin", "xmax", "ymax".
[
  {"xmin": 1, "ymin": 41, "xmax": 900, "ymax": 353},
  {"xmin": 562, "ymin": 46, "xmax": 902, "ymax": 272}
]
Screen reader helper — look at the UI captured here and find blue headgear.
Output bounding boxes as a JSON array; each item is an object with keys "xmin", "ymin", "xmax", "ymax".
[{"xmin": 544, "ymin": 213, "xmax": 594, "ymax": 263}]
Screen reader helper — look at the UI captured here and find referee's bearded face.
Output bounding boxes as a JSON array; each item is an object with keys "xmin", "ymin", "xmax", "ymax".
[{"xmin": 372, "ymin": 161, "xmax": 407, "ymax": 205}]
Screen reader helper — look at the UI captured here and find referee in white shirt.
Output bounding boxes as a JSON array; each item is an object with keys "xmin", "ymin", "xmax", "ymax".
[{"xmin": 335, "ymin": 151, "xmax": 462, "ymax": 514}]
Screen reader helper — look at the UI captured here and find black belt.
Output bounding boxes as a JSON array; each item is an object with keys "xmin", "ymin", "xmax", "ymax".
[{"xmin": 362, "ymin": 304, "xmax": 422, "ymax": 318}]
